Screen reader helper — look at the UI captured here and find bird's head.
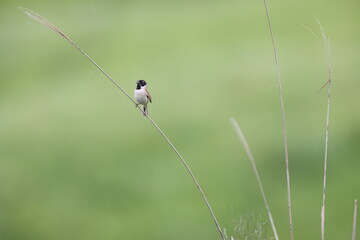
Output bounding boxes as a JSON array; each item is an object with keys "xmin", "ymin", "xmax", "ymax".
[{"xmin": 136, "ymin": 80, "xmax": 147, "ymax": 89}]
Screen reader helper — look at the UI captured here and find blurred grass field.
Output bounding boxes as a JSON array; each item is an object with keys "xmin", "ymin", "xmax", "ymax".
[{"xmin": 0, "ymin": 0, "xmax": 359, "ymax": 239}]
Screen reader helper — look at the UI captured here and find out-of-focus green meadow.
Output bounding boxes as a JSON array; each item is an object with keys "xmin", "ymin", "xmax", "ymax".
[{"xmin": 0, "ymin": 0, "xmax": 359, "ymax": 239}]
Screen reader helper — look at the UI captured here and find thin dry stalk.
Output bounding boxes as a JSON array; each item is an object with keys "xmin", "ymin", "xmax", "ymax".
[
  {"xmin": 352, "ymin": 199, "xmax": 358, "ymax": 240},
  {"xmin": 262, "ymin": 1, "xmax": 293, "ymax": 239},
  {"xmin": 302, "ymin": 21, "xmax": 332, "ymax": 240},
  {"xmin": 19, "ymin": 7, "xmax": 225, "ymax": 240},
  {"xmin": 317, "ymin": 21, "xmax": 332, "ymax": 240},
  {"xmin": 230, "ymin": 118, "xmax": 279, "ymax": 240}
]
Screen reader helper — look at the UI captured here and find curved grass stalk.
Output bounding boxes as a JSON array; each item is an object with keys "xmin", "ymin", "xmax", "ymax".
[
  {"xmin": 19, "ymin": 7, "xmax": 224, "ymax": 240},
  {"xmin": 230, "ymin": 118, "xmax": 279, "ymax": 240},
  {"xmin": 262, "ymin": 1, "xmax": 293, "ymax": 239}
]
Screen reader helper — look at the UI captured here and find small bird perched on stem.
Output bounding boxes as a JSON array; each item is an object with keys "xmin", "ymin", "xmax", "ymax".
[{"xmin": 134, "ymin": 80, "xmax": 152, "ymax": 116}]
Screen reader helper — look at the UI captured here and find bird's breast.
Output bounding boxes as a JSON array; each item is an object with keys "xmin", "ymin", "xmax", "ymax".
[{"xmin": 134, "ymin": 89, "xmax": 148, "ymax": 105}]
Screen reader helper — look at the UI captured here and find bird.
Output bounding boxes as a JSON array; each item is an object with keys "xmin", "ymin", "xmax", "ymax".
[{"xmin": 134, "ymin": 80, "xmax": 152, "ymax": 116}]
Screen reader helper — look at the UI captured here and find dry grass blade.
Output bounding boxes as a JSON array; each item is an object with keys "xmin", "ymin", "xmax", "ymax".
[
  {"xmin": 352, "ymin": 199, "xmax": 358, "ymax": 240},
  {"xmin": 305, "ymin": 21, "xmax": 332, "ymax": 240},
  {"xmin": 18, "ymin": 7, "xmax": 135, "ymax": 105},
  {"xmin": 19, "ymin": 7, "xmax": 71, "ymax": 41},
  {"xmin": 262, "ymin": 0, "xmax": 293, "ymax": 239},
  {"xmin": 316, "ymin": 20, "xmax": 332, "ymax": 240},
  {"xmin": 19, "ymin": 7, "xmax": 225, "ymax": 240},
  {"xmin": 145, "ymin": 115, "xmax": 224, "ymax": 240},
  {"xmin": 230, "ymin": 118, "xmax": 279, "ymax": 240}
]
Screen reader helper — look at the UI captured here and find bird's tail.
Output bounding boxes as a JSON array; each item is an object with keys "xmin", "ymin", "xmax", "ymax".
[{"xmin": 143, "ymin": 105, "xmax": 148, "ymax": 116}]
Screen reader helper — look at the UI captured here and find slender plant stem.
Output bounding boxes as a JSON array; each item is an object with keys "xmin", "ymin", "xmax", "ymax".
[
  {"xmin": 353, "ymin": 199, "xmax": 358, "ymax": 240},
  {"xmin": 317, "ymin": 21, "xmax": 332, "ymax": 240},
  {"xmin": 19, "ymin": 7, "xmax": 225, "ymax": 240},
  {"xmin": 303, "ymin": 21, "xmax": 332, "ymax": 240},
  {"xmin": 230, "ymin": 118, "xmax": 279, "ymax": 240},
  {"xmin": 262, "ymin": 1, "xmax": 293, "ymax": 239},
  {"xmin": 320, "ymin": 79, "xmax": 331, "ymax": 240},
  {"xmin": 146, "ymin": 115, "xmax": 224, "ymax": 239}
]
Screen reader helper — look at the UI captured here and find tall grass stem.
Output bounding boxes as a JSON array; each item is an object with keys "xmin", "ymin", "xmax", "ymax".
[
  {"xmin": 230, "ymin": 118, "xmax": 279, "ymax": 240},
  {"xmin": 316, "ymin": 21, "xmax": 332, "ymax": 240},
  {"xmin": 262, "ymin": 1, "xmax": 293, "ymax": 239},
  {"xmin": 353, "ymin": 199, "xmax": 358, "ymax": 240},
  {"xmin": 19, "ymin": 7, "xmax": 225, "ymax": 240}
]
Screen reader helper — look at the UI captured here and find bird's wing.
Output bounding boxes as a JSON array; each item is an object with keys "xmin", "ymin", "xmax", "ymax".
[{"xmin": 146, "ymin": 89, "xmax": 152, "ymax": 103}]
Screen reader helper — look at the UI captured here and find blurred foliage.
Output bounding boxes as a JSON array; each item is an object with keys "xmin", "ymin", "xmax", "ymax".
[
  {"xmin": 0, "ymin": 0, "xmax": 359, "ymax": 239},
  {"xmin": 230, "ymin": 213, "xmax": 274, "ymax": 240}
]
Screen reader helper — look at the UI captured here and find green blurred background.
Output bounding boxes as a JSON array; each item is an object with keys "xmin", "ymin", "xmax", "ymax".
[{"xmin": 0, "ymin": 0, "xmax": 359, "ymax": 239}]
